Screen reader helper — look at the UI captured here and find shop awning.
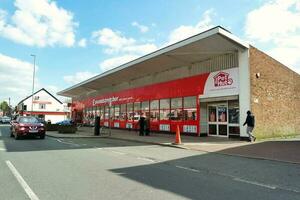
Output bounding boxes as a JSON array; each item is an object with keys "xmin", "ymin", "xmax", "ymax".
[{"xmin": 58, "ymin": 26, "xmax": 249, "ymax": 97}]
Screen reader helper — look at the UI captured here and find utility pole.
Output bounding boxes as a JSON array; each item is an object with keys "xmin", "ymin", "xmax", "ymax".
[{"xmin": 30, "ymin": 54, "xmax": 36, "ymax": 116}]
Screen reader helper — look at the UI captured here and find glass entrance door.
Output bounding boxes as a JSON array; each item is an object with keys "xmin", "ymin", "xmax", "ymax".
[{"xmin": 208, "ymin": 103, "xmax": 228, "ymax": 137}]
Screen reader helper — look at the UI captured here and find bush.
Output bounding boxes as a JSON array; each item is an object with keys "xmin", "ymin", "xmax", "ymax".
[
  {"xmin": 58, "ymin": 125, "xmax": 77, "ymax": 134},
  {"xmin": 46, "ymin": 124, "xmax": 59, "ymax": 131}
]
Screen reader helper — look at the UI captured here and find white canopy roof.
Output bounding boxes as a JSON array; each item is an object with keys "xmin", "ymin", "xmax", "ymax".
[{"xmin": 58, "ymin": 26, "xmax": 249, "ymax": 97}]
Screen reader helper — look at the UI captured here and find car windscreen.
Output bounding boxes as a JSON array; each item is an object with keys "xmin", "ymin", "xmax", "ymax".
[{"xmin": 19, "ymin": 117, "xmax": 39, "ymax": 123}]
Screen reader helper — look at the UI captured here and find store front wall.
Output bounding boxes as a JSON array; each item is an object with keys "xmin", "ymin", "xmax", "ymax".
[{"xmin": 72, "ymin": 67, "xmax": 240, "ymax": 136}]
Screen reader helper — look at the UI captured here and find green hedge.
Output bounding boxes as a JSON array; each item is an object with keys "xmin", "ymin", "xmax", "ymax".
[
  {"xmin": 46, "ymin": 124, "xmax": 59, "ymax": 131},
  {"xmin": 58, "ymin": 125, "xmax": 77, "ymax": 134}
]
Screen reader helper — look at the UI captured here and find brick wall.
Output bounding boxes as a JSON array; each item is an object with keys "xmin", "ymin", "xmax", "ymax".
[{"xmin": 249, "ymin": 46, "xmax": 300, "ymax": 138}]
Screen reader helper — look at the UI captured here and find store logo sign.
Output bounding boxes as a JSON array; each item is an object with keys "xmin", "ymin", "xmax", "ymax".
[
  {"xmin": 93, "ymin": 96, "xmax": 119, "ymax": 106},
  {"xmin": 213, "ymin": 72, "xmax": 233, "ymax": 87}
]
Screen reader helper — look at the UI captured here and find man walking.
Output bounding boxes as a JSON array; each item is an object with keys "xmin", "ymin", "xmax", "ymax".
[{"xmin": 243, "ymin": 110, "xmax": 256, "ymax": 142}]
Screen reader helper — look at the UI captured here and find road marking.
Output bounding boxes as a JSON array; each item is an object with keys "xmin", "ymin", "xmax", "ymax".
[
  {"xmin": 137, "ymin": 157, "xmax": 157, "ymax": 163},
  {"xmin": 55, "ymin": 139, "xmax": 81, "ymax": 147},
  {"xmin": 110, "ymin": 150, "xmax": 126, "ymax": 155},
  {"xmin": 233, "ymin": 177, "xmax": 277, "ymax": 190},
  {"xmin": 6, "ymin": 160, "xmax": 40, "ymax": 200},
  {"xmin": 175, "ymin": 165, "xmax": 200, "ymax": 172},
  {"xmin": 0, "ymin": 148, "xmax": 6, "ymax": 151}
]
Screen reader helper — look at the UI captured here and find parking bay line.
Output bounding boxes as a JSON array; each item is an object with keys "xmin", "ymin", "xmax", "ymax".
[{"xmin": 6, "ymin": 160, "xmax": 40, "ymax": 200}]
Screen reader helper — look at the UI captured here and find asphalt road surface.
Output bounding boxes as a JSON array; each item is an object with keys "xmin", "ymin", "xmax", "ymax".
[{"xmin": 0, "ymin": 124, "xmax": 299, "ymax": 200}]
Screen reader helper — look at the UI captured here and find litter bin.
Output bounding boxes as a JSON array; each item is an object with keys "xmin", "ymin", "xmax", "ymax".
[{"xmin": 94, "ymin": 116, "xmax": 100, "ymax": 135}]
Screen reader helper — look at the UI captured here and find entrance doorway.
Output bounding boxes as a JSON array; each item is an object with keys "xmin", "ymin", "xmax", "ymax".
[{"xmin": 207, "ymin": 103, "xmax": 228, "ymax": 136}]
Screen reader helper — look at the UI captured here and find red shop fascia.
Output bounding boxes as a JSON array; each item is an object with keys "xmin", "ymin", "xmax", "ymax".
[{"xmin": 71, "ymin": 72, "xmax": 210, "ymax": 135}]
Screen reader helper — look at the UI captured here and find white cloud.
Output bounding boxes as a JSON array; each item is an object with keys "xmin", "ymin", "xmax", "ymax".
[
  {"xmin": 78, "ymin": 38, "xmax": 87, "ymax": 47},
  {"xmin": 245, "ymin": 0, "xmax": 300, "ymax": 73},
  {"xmin": 0, "ymin": 53, "xmax": 38, "ymax": 105},
  {"xmin": 63, "ymin": 71, "xmax": 97, "ymax": 85},
  {"xmin": 166, "ymin": 9, "xmax": 215, "ymax": 45},
  {"xmin": 92, "ymin": 28, "xmax": 135, "ymax": 52},
  {"xmin": 92, "ymin": 27, "xmax": 158, "ymax": 71},
  {"xmin": 99, "ymin": 55, "xmax": 139, "ymax": 71},
  {"xmin": 0, "ymin": 0, "xmax": 77, "ymax": 47},
  {"xmin": 131, "ymin": 21, "xmax": 149, "ymax": 33}
]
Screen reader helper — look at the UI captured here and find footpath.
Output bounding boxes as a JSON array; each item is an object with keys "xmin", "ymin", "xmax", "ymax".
[{"xmin": 46, "ymin": 127, "xmax": 300, "ymax": 164}]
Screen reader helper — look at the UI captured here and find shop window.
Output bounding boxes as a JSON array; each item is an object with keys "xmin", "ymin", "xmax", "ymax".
[
  {"xmin": 228, "ymin": 100, "xmax": 239, "ymax": 124},
  {"xmin": 134, "ymin": 102, "xmax": 141, "ymax": 120},
  {"xmin": 170, "ymin": 97, "xmax": 183, "ymax": 120},
  {"xmin": 160, "ymin": 99, "xmax": 170, "ymax": 120},
  {"xmin": 229, "ymin": 126, "xmax": 240, "ymax": 135},
  {"xmin": 183, "ymin": 96, "xmax": 197, "ymax": 120},
  {"xmin": 127, "ymin": 103, "xmax": 134, "ymax": 120},
  {"xmin": 218, "ymin": 106, "xmax": 227, "ymax": 122},
  {"xmin": 208, "ymin": 106, "xmax": 216, "ymax": 122},
  {"xmin": 96, "ymin": 107, "xmax": 100, "ymax": 117},
  {"xmin": 109, "ymin": 106, "xmax": 114, "ymax": 120},
  {"xmin": 150, "ymin": 100, "xmax": 159, "ymax": 121},
  {"xmin": 114, "ymin": 105, "xmax": 120, "ymax": 120},
  {"xmin": 104, "ymin": 106, "xmax": 109, "ymax": 120},
  {"xmin": 141, "ymin": 101, "xmax": 150, "ymax": 117},
  {"xmin": 100, "ymin": 106, "xmax": 104, "ymax": 120},
  {"xmin": 120, "ymin": 104, "xmax": 126, "ymax": 120}
]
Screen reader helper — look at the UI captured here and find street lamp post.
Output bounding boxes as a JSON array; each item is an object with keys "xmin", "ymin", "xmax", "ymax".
[{"xmin": 30, "ymin": 54, "xmax": 36, "ymax": 116}]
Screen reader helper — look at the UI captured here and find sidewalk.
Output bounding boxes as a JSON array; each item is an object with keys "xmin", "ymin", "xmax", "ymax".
[{"xmin": 46, "ymin": 127, "xmax": 300, "ymax": 164}]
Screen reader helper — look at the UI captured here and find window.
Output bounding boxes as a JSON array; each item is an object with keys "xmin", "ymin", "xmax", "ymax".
[
  {"xmin": 120, "ymin": 104, "xmax": 126, "ymax": 120},
  {"xmin": 141, "ymin": 101, "xmax": 150, "ymax": 117},
  {"xmin": 150, "ymin": 100, "xmax": 159, "ymax": 121},
  {"xmin": 23, "ymin": 105, "xmax": 27, "ymax": 111},
  {"xmin": 228, "ymin": 100, "xmax": 239, "ymax": 124},
  {"xmin": 109, "ymin": 106, "xmax": 114, "ymax": 120},
  {"xmin": 104, "ymin": 106, "xmax": 109, "ymax": 119},
  {"xmin": 159, "ymin": 99, "xmax": 170, "ymax": 120},
  {"xmin": 170, "ymin": 97, "xmax": 183, "ymax": 120},
  {"xmin": 134, "ymin": 102, "xmax": 141, "ymax": 120},
  {"xmin": 114, "ymin": 105, "xmax": 120, "ymax": 120},
  {"xmin": 183, "ymin": 96, "xmax": 197, "ymax": 120},
  {"xmin": 100, "ymin": 106, "xmax": 104, "ymax": 120},
  {"xmin": 127, "ymin": 103, "xmax": 134, "ymax": 120},
  {"xmin": 39, "ymin": 104, "xmax": 46, "ymax": 109}
]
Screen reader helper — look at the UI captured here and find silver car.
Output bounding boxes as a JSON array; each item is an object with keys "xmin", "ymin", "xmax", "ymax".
[{"xmin": 1, "ymin": 116, "xmax": 11, "ymax": 124}]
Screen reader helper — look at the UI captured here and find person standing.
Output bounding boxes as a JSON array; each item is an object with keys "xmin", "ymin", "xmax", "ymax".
[
  {"xmin": 145, "ymin": 116, "xmax": 150, "ymax": 136},
  {"xmin": 139, "ymin": 115, "xmax": 145, "ymax": 136},
  {"xmin": 243, "ymin": 110, "xmax": 256, "ymax": 142}
]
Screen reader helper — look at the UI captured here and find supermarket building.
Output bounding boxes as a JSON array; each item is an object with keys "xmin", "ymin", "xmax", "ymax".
[{"xmin": 58, "ymin": 26, "xmax": 300, "ymax": 139}]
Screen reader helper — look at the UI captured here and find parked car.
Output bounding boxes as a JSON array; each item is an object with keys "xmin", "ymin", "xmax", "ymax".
[
  {"xmin": 55, "ymin": 119, "xmax": 73, "ymax": 126},
  {"xmin": 0, "ymin": 116, "xmax": 11, "ymax": 124},
  {"xmin": 10, "ymin": 116, "xmax": 45, "ymax": 139}
]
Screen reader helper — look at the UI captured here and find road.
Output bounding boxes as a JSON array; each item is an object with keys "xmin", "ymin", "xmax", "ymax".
[{"xmin": 0, "ymin": 124, "xmax": 299, "ymax": 200}]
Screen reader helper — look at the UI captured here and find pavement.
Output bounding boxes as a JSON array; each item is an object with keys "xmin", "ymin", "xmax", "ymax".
[
  {"xmin": 1, "ymin": 124, "xmax": 300, "ymax": 200},
  {"xmin": 46, "ymin": 127, "xmax": 300, "ymax": 164}
]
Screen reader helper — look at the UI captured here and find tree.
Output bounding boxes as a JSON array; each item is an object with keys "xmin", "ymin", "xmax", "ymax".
[{"xmin": 0, "ymin": 101, "xmax": 9, "ymax": 114}]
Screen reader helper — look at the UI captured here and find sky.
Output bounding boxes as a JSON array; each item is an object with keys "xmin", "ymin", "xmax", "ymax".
[{"xmin": 0, "ymin": 0, "xmax": 299, "ymax": 105}]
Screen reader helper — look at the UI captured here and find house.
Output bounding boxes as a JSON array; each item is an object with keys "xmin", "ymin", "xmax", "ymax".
[{"xmin": 17, "ymin": 88, "xmax": 70, "ymax": 123}]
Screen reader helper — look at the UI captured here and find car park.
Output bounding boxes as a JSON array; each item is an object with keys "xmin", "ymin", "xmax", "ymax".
[{"xmin": 10, "ymin": 116, "xmax": 46, "ymax": 139}]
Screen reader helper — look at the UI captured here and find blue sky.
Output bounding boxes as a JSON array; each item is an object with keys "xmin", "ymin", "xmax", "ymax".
[{"xmin": 0, "ymin": 0, "xmax": 299, "ymax": 105}]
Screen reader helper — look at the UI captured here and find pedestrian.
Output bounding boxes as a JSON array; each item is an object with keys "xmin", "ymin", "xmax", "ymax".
[
  {"xmin": 145, "ymin": 116, "xmax": 150, "ymax": 136},
  {"xmin": 139, "ymin": 115, "xmax": 145, "ymax": 136},
  {"xmin": 243, "ymin": 110, "xmax": 256, "ymax": 142}
]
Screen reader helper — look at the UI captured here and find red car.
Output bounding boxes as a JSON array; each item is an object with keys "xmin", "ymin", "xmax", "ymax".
[{"xmin": 10, "ymin": 116, "xmax": 46, "ymax": 139}]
